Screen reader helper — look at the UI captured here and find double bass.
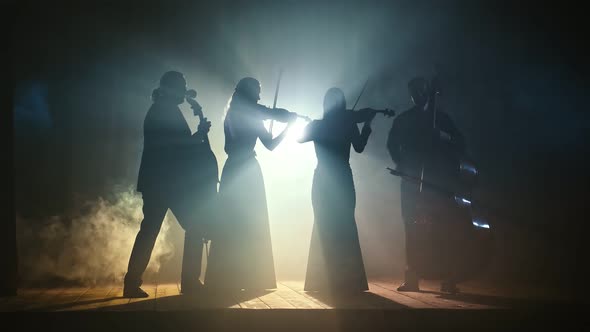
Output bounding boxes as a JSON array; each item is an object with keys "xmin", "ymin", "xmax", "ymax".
[
  {"xmin": 185, "ymin": 89, "xmax": 219, "ymax": 235},
  {"xmin": 388, "ymin": 72, "xmax": 493, "ymax": 284}
]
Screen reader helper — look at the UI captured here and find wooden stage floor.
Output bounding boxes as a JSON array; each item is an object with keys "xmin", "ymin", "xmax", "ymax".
[{"xmin": 0, "ymin": 279, "xmax": 577, "ymax": 331}]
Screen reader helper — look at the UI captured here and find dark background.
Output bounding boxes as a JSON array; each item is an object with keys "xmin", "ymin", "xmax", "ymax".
[{"xmin": 8, "ymin": 0, "xmax": 589, "ymax": 300}]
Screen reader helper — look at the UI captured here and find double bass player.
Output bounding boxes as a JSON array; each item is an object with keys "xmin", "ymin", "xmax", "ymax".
[
  {"xmin": 387, "ymin": 76, "xmax": 467, "ymax": 294},
  {"xmin": 124, "ymin": 71, "xmax": 214, "ymax": 297}
]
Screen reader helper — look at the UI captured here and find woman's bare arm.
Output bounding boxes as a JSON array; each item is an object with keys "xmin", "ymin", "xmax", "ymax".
[
  {"xmin": 351, "ymin": 122, "xmax": 372, "ymax": 153},
  {"xmin": 259, "ymin": 115, "xmax": 296, "ymax": 151}
]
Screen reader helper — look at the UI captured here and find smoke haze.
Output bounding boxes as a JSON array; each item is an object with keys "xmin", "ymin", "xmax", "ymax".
[
  {"xmin": 16, "ymin": 187, "xmax": 175, "ymax": 286},
  {"xmin": 12, "ymin": 0, "xmax": 587, "ymax": 288}
]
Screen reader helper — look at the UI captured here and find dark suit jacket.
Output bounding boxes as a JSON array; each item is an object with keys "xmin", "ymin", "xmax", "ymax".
[
  {"xmin": 137, "ymin": 101, "xmax": 204, "ymax": 195},
  {"xmin": 387, "ymin": 106, "xmax": 465, "ymax": 181}
]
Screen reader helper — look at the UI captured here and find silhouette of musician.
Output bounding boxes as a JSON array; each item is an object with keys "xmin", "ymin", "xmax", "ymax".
[
  {"xmin": 298, "ymin": 88, "xmax": 376, "ymax": 293},
  {"xmin": 387, "ymin": 77, "xmax": 466, "ymax": 294},
  {"xmin": 124, "ymin": 71, "xmax": 212, "ymax": 298},
  {"xmin": 204, "ymin": 77, "xmax": 297, "ymax": 291}
]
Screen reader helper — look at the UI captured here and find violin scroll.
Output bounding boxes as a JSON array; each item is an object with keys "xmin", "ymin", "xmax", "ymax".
[
  {"xmin": 364, "ymin": 108, "xmax": 397, "ymax": 117},
  {"xmin": 351, "ymin": 107, "xmax": 397, "ymax": 124},
  {"xmin": 296, "ymin": 114, "xmax": 313, "ymax": 122},
  {"xmin": 378, "ymin": 108, "xmax": 396, "ymax": 117}
]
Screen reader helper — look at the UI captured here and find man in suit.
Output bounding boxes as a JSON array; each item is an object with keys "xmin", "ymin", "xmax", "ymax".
[
  {"xmin": 124, "ymin": 71, "xmax": 213, "ymax": 298},
  {"xmin": 387, "ymin": 77, "xmax": 466, "ymax": 294}
]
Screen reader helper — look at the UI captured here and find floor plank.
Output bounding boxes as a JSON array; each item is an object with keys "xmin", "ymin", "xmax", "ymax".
[
  {"xmin": 280, "ymin": 281, "xmax": 404, "ymax": 309},
  {"xmin": 11, "ymin": 288, "xmax": 68, "ymax": 311},
  {"xmin": 121, "ymin": 284, "xmax": 156, "ymax": 311},
  {"xmin": 156, "ymin": 283, "xmax": 243, "ymax": 310},
  {"xmin": 28, "ymin": 287, "xmax": 89, "ymax": 312},
  {"xmin": 234, "ymin": 290, "xmax": 271, "ymax": 309},
  {"xmin": 57, "ymin": 286, "xmax": 114, "ymax": 311},
  {"xmin": 0, "ymin": 288, "xmax": 50, "ymax": 311},
  {"xmin": 280, "ymin": 281, "xmax": 331, "ymax": 309},
  {"xmin": 152, "ymin": 282, "xmax": 196, "ymax": 311},
  {"xmin": 154, "ymin": 283, "xmax": 180, "ymax": 311},
  {"xmin": 373, "ymin": 280, "xmax": 495, "ymax": 309},
  {"xmin": 275, "ymin": 283, "xmax": 325, "ymax": 309},
  {"xmin": 92, "ymin": 287, "xmax": 130, "ymax": 310},
  {"xmin": 369, "ymin": 283, "xmax": 434, "ymax": 309},
  {"xmin": 257, "ymin": 290, "xmax": 296, "ymax": 309},
  {"xmin": 1, "ymin": 279, "xmax": 546, "ymax": 311}
]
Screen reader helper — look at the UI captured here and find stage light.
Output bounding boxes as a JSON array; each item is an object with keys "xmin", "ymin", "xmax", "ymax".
[
  {"xmin": 459, "ymin": 160, "xmax": 478, "ymax": 176},
  {"xmin": 472, "ymin": 219, "xmax": 490, "ymax": 229},
  {"xmin": 454, "ymin": 196, "xmax": 472, "ymax": 207},
  {"xmin": 287, "ymin": 118, "xmax": 309, "ymax": 141}
]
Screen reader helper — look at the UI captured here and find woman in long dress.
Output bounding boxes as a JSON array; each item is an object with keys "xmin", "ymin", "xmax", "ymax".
[
  {"xmin": 205, "ymin": 77, "xmax": 296, "ymax": 291},
  {"xmin": 298, "ymin": 87, "xmax": 376, "ymax": 293}
]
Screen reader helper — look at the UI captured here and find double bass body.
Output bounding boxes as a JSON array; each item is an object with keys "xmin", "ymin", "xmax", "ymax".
[
  {"xmin": 410, "ymin": 157, "xmax": 493, "ymax": 283},
  {"xmin": 389, "ymin": 74, "xmax": 494, "ymax": 287},
  {"xmin": 186, "ymin": 90, "xmax": 219, "ymax": 223}
]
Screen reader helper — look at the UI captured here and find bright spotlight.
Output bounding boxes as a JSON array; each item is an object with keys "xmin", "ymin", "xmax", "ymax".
[{"xmin": 288, "ymin": 118, "xmax": 309, "ymax": 141}]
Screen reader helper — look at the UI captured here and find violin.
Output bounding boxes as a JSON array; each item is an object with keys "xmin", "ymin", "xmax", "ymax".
[
  {"xmin": 295, "ymin": 108, "xmax": 396, "ymax": 123},
  {"xmin": 360, "ymin": 108, "xmax": 396, "ymax": 117},
  {"xmin": 351, "ymin": 108, "xmax": 396, "ymax": 123}
]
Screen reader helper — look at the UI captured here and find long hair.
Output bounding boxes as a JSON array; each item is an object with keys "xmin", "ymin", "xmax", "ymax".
[
  {"xmin": 323, "ymin": 87, "xmax": 346, "ymax": 118},
  {"xmin": 408, "ymin": 77, "xmax": 430, "ymax": 107},
  {"xmin": 151, "ymin": 87, "xmax": 163, "ymax": 103},
  {"xmin": 151, "ymin": 71, "xmax": 187, "ymax": 104},
  {"xmin": 224, "ymin": 77, "xmax": 261, "ymax": 119}
]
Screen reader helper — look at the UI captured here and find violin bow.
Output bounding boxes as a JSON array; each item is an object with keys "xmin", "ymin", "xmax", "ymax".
[
  {"xmin": 351, "ymin": 78, "xmax": 369, "ymax": 111},
  {"xmin": 269, "ymin": 68, "xmax": 284, "ymax": 136}
]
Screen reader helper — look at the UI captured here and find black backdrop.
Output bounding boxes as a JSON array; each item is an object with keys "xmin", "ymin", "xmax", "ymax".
[{"xmin": 8, "ymin": 0, "xmax": 589, "ymax": 299}]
